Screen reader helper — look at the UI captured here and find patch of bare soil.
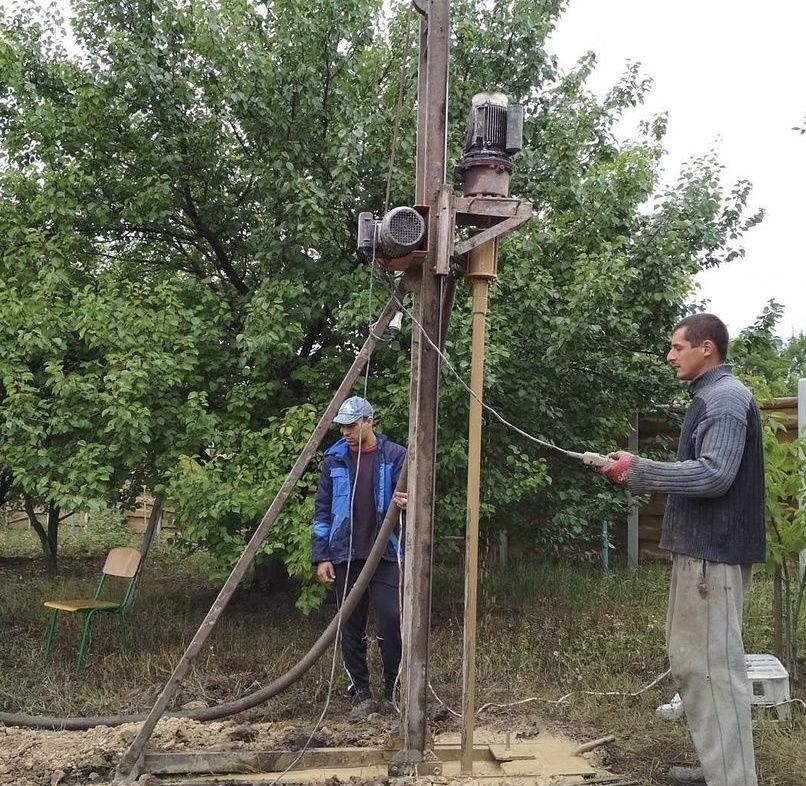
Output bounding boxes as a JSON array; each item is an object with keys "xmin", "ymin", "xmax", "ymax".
[
  {"xmin": 0, "ymin": 711, "xmax": 418, "ymax": 786},
  {"xmin": 0, "ymin": 709, "xmax": 634, "ymax": 786}
]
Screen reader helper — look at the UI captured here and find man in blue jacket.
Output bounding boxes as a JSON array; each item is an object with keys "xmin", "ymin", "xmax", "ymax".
[
  {"xmin": 312, "ymin": 396, "xmax": 407, "ymax": 722},
  {"xmin": 599, "ymin": 313, "xmax": 764, "ymax": 786}
]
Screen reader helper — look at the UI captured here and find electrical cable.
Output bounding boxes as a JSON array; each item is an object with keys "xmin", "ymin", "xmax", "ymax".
[
  {"xmin": 374, "ymin": 273, "xmax": 610, "ymax": 466},
  {"xmin": 427, "ymin": 668, "xmax": 673, "ymax": 718},
  {"xmin": 392, "ymin": 509, "xmax": 404, "ymax": 717},
  {"xmin": 383, "ymin": 9, "xmax": 414, "ymax": 215},
  {"xmin": 487, "ymin": 667, "xmax": 672, "ymax": 711},
  {"xmin": 265, "ymin": 259, "xmax": 383, "ymax": 784},
  {"xmin": 364, "ymin": 270, "xmax": 668, "ymax": 724}
]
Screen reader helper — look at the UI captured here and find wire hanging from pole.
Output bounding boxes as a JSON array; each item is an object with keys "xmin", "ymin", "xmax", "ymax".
[{"xmin": 384, "ymin": 9, "xmax": 414, "ymax": 215}]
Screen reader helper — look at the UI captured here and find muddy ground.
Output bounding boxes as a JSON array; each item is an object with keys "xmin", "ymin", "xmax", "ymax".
[{"xmin": 0, "ymin": 710, "xmax": 624, "ymax": 786}]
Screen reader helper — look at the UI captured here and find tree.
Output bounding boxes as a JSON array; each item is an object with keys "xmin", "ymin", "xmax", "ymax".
[
  {"xmin": 731, "ymin": 300, "xmax": 806, "ymax": 398},
  {"xmin": 0, "ymin": 0, "xmax": 761, "ymax": 586},
  {"xmin": 0, "ymin": 235, "xmax": 222, "ymax": 568}
]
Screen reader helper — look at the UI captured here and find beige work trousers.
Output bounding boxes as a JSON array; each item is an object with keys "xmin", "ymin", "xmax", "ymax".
[{"xmin": 666, "ymin": 554, "xmax": 757, "ymax": 786}]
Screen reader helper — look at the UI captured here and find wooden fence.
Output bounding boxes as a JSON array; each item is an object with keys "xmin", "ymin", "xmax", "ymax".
[{"xmin": 3, "ymin": 494, "xmax": 175, "ymax": 535}]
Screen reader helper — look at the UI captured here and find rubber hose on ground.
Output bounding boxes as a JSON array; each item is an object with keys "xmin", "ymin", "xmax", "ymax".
[{"xmin": 0, "ymin": 464, "xmax": 407, "ymax": 731}]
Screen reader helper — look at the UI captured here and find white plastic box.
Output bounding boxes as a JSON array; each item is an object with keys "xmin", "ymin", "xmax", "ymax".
[
  {"xmin": 745, "ymin": 653, "xmax": 791, "ymax": 721},
  {"xmin": 656, "ymin": 654, "xmax": 791, "ymax": 722}
]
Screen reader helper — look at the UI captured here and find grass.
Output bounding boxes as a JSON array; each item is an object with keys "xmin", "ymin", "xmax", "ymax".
[{"xmin": 2, "ymin": 527, "xmax": 806, "ymax": 784}]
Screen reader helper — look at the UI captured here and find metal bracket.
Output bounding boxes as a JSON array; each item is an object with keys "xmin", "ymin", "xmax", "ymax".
[
  {"xmin": 388, "ymin": 747, "xmax": 442, "ymax": 777},
  {"xmin": 453, "ymin": 197, "xmax": 533, "ymax": 258},
  {"xmin": 434, "ymin": 184, "xmax": 455, "ymax": 275}
]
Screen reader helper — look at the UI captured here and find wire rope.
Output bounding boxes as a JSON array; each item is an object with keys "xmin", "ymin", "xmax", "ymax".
[
  {"xmin": 383, "ymin": 9, "xmax": 414, "ymax": 215},
  {"xmin": 374, "ymin": 273, "xmax": 589, "ymax": 461}
]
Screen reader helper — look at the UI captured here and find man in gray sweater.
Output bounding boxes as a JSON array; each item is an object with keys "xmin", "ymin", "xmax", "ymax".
[{"xmin": 599, "ymin": 313, "xmax": 765, "ymax": 786}]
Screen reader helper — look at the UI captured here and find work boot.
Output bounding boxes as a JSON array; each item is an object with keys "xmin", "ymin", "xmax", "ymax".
[
  {"xmin": 380, "ymin": 686, "xmax": 398, "ymax": 715},
  {"xmin": 379, "ymin": 684, "xmax": 400, "ymax": 715},
  {"xmin": 668, "ymin": 765, "xmax": 705, "ymax": 784},
  {"xmin": 348, "ymin": 692, "xmax": 375, "ymax": 723}
]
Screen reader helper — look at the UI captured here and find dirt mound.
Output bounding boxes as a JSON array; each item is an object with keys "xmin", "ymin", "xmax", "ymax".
[{"xmin": 0, "ymin": 713, "xmax": 405, "ymax": 785}]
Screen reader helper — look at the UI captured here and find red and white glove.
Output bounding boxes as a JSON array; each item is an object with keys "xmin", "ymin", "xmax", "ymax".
[{"xmin": 599, "ymin": 451, "xmax": 634, "ymax": 486}]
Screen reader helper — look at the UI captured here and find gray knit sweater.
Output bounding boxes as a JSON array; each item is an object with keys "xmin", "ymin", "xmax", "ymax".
[{"xmin": 626, "ymin": 364, "xmax": 766, "ymax": 565}]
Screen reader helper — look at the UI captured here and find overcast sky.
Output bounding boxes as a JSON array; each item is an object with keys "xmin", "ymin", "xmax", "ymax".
[{"xmin": 549, "ymin": 0, "xmax": 806, "ymax": 340}]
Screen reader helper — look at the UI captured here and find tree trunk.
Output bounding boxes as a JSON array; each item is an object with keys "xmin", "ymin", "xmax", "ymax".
[
  {"xmin": 790, "ymin": 568, "xmax": 806, "ymax": 681},
  {"xmin": 46, "ymin": 503, "xmax": 59, "ymax": 574},
  {"xmin": 24, "ymin": 496, "xmax": 57, "ymax": 573},
  {"xmin": 0, "ymin": 470, "xmax": 13, "ymax": 506}
]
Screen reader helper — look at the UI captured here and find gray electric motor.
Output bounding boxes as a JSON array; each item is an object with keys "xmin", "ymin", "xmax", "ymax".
[{"xmin": 357, "ymin": 206, "xmax": 426, "ymax": 261}]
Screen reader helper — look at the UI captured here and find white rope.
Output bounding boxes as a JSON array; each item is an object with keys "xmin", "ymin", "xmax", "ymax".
[{"xmin": 427, "ymin": 669, "xmax": 673, "ymax": 718}]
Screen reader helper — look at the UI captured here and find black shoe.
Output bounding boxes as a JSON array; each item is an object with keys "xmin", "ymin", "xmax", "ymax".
[
  {"xmin": 668, "ymin": 765, "xmax": 705, "ymax": 784},
  {"xmin": 381, "ymin": 685, "xmax": 398, "ymax": 715},
  {"xmin": 348, "ymin": 692, "xmax": 375, "ymax": 723}
]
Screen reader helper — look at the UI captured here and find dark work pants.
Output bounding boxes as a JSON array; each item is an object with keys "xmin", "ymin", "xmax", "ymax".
[{"xmin": 333, "ymin": 558, "xmax": 401, "ymax": 699}]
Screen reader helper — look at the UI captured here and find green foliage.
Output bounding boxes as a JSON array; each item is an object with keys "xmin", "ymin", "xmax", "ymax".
[
  {"xmin": 731, "ymin": 299, "xmax": 806, "ymax": 398},
  {"xmin": 0, "ymin": 0, "xmax": 762, "ymax": 584},
  {"xmin": 734, "ymin": 332, "xmax": 805, "ymax": 672},
  {"xmin": 759, "ymin": 414, "xmax": 805, "ymax": 673},
  {"xmin": 166, "ymin": 403, "xmax": 320, "ymax": 578},
  {"xmin": 762, "ymin": 418, "xmax": 805, "ymax": 568}
]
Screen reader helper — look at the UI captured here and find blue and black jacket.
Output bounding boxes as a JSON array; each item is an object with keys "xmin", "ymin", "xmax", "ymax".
[{"xmin": 312, "ymin": 434, "xmax": 407, "ymax": 565}]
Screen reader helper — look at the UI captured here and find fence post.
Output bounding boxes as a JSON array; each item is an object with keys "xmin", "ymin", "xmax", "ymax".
[
  {"xmin": 498, "ymin": 529, "xmax": 509, "ymax": 568},
  {"xmin": 627, "ymin": 415, "xmax": 639, "ymax": 569},
  {"xmin": 798, "ymin": 379, "xmax": 805, "ymax": 580}
]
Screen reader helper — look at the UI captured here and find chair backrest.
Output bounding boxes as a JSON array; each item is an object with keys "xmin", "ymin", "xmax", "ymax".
[{"xmin": 103, "ymin": 547, "xmax": 141, "ymax": 578}]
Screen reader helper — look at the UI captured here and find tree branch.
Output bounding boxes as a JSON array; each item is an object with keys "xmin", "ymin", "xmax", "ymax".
[{"xmin": 181, "ymin": 185, "xmax": 249, "ymax": 294}]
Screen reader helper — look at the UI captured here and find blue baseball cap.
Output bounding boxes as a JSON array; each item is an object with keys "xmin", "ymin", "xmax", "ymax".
[{"xmin": 334, "ymin": 396, "xmax": 374, "ymax": 425}]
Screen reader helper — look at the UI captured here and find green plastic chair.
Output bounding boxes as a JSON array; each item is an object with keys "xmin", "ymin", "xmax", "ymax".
[{"xmin": 43, "ymin": 547, "xmax": 142, "ymax": 669}]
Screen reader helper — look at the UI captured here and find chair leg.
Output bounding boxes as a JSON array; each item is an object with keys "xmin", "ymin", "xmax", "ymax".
[
  {"xmin": 117, "ymin": 613, "xmax": 131, "ymax": 657},
  {"xmin": 76, "ymin": 611, "xmax": 96, "ymax": 670},
  {"xmin": 43, "ymin": 609, "xmax": 59, "ymax": 661}
]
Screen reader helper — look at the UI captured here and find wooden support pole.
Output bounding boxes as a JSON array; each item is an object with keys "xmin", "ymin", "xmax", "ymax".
[
  {"xmin": 798, "ymin": 379, "xmax": 805, "ymax": 580},
  {"xmin": 627, "ymin": 415, "xmax": 639, "ymax": 570},
  {"xmin": 395, "ymin": 0, "xmax": 451, "ymax": 772},
  {"xmin": 115, "ymin": 293, "xmax": 403, "ymax": 783}
]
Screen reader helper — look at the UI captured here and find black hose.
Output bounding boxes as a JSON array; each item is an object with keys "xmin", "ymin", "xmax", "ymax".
[{"xmin": 0, "ymin": 465, "xmax": 407, "ymax": 732}]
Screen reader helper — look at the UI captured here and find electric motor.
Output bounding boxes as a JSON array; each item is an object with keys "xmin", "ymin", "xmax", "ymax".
[{"xmin": 357, "ymin": 206, "xmax": 426, "ymax": 261}]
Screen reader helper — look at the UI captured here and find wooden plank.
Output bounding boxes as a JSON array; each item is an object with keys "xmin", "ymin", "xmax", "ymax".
[
  {"xmin": 398, "ymin": 0, "xmax": 451, "ymax": 770},
  {"xmin": 638, "ymin": 524, "xmax": 664, "ymax": 540},
  {"xmin": 761, "ymin": 397, "xmax": 797, "ymax": 410},
  {"xmin": 145, "ymin": 748, "xmax": 395, "ymax": 775},
  {"xmin": 640, "ymin": 544, "xmax": 669, "ymax": 560}
]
